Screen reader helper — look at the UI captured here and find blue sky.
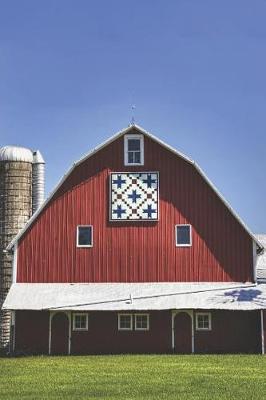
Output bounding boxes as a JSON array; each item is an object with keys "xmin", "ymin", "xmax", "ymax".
[{"xmin": 0, "ymin": 0, "xmax": 265, "ymax": 232}]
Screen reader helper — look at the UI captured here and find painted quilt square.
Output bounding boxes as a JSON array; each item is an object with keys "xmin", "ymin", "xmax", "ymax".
[{"xmin": 110, "ymin": 172, "xmax": 159, "ymax": 220}]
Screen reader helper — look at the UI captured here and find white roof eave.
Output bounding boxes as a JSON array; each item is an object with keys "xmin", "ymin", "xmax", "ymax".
[
  {"xmin": 6, "ymin": 124, "xmax": 264, "ymax": 253},
  {"xmin": 2, "ymin": 282, "xmax": 266, "ymax": 311}
]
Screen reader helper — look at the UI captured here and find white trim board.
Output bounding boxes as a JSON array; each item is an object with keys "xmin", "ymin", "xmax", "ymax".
[
  {"xmin": 118, "ymin": 313, "xmax": 133, "ymax": 331},
  {"xmin": 175, "ymin": 224, "xmax": 192, "ymax": 247},
  {"xmin": 134, "ymin": 313, "xmax": 150, "ymax": 331},
  {"xmin": 72, "ymin": 312, "xmax": 89, "ymax": 331},
  {"xmin": 76, "ymin": 225, "xmax": 93, "ymax": 248},
  {"xmin": 195, "ymin": 312, "xmax": 212, "ymax": 331},
  {"xmin": 124, "ymin": 133, "xmax": 144, "ymax": 166},
  {"xmin": 49, "ymin": 311, "xmax": 71, "ymax": 355},
  {"xmin": 172, "ymin": 310, "xmax": 194, "ymax": 354},
  {"xmin": 6, "ymin": 124, "xmax": 264, "ymax": 253},
  {"xmin": 261, "ymin": 310, "xmax": 265, "ymax": 355},
  {"xmin": 12, "ymin": 243, "xmax": 18, "ymax": 283}
]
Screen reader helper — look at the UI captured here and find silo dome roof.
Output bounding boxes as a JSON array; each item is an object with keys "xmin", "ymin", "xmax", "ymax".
[
  {"xmin": 33, "ymin": 150, "xmax": 45, "ymax": 164},
  {"xmin": 0, "ymin": 146, "xmax": 33, "ymax": 163}
]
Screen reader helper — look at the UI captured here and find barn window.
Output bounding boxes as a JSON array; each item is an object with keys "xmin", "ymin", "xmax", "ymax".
[
  {"xmin": 124, "ymin": 134, "xmax": 144, "ymax": 165},
  {"xmin": 73, "ymin": 313, "xmax": 88, "ymax": 331},
  {"xmin": 77, "ymin": 225, "xmax": 93, "ymax": 247},
  {"xmin": 118, "ymin": 314, "xmax": 133, "ymax": 331},
  {"xmin": 175, "ymin": 224, "xmax": 192, "ymax": 247},
  {"xmin": 135, "ymin": 314, "xmax": 149, "ymax": 331},
  {"xmin": 196, "ymin": 313, "xmax": 211, "ymax": 331}
]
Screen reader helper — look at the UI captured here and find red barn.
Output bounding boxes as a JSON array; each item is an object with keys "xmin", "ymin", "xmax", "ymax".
[{"xmin": 3, "ymin": 125, "xmax": 266, "ymax": 354}]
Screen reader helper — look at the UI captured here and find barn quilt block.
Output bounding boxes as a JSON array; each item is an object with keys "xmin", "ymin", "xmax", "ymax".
[{"xmin": 110, "ymin": 172, "xmax": 159, "ymax": 220}]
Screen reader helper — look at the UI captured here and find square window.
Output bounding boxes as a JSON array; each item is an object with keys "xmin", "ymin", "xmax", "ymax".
[
  {"xmin": 73, "ymin": 313, "xmax": 88, "ymax": 331},
  {"xmin": 77, "ymin": 226, "xmax": 93, "ymax": 247},
  {"xmin": 196, "ymin": 313, "xmax": 211, "ymax": 330},
  {"xmin": 118, "ymin": 314, "xmax": 133, "ymax": 330},
  {"xmin": 176, "ymin": 225, "xmax": 192, "ymax": 246},
  {"xmin": 135, "ymin": 314, "xmax": 149, "ymax": 331},
  {"xmin": 124, "ymin": 134, "xmax": 144, "ymax": 165}
]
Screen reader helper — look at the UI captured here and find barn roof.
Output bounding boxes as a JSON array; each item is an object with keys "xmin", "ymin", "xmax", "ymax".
[
  {"xmin": 6, "ymin": 124, "xmax": 264, "ymax": 252},
  {"xmin": 256, "ymin": 234, "xmax": 266, "ymax": 283},
  {"xmin": 3, "ymin": 282, "xmax": 266, "ymax": 311}
]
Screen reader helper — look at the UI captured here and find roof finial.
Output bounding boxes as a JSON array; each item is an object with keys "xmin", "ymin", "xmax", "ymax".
[{"xmin": 131, "ymin": 104, "xmax": 136, "ymax": 125}]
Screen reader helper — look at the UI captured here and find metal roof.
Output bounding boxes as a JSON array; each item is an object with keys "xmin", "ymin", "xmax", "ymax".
[
  {"xmin": 0, "ymin": 146, "xmax": 33, "ymax": 163},
  {"xmin": 6, "ymin": 124, "xmax": 264, "ymax": 252},
  {"xmin": 256, "ymin": 234, "xmax": 266, "ymax": 282},
  {"xmin": 32, "ymin": 150, "xmax": 45, "ymax": 164},
  {"xmin": 2, "ymin": 282, "xmax": 266, "ymax": 311}
]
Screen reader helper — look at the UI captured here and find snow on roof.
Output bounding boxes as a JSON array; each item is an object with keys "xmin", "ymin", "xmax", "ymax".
[
  {"xmin": 6, "ymin": 124, "xmax": 264, "ymax": 252},
  {"xmin": 3, "ymin": 282, "xmax": 266, "ymax": 311},
  {"xmin": 256, "ymin": 234, "xmax": 266, "ymax": 282}
]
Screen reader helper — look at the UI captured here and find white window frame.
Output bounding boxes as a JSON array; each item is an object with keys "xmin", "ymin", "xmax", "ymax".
[
  {"xmin": 135, "ymin": 313, "xmax": 150, "ymax": 331},
  {"xmin": 124, "ymin": 134, "xmax": 144, "ymax": 166},
  {"xmin": 72, "ymin": 313, "xmax": 89, "ymax": 331},
  {"xmin": 175, "ymin": 224, "xmax": 192, "ymax": 247},
  {"xmin": 195, "ymin": 312, "xmax": 212, "ymax": 331},
  {"xmin": 118, "ymin": 313, "xmax": 133, "ymax": 331},
  {"xmin": 76, "ymin": 225, "xmax": 93, "ymax": 248}
]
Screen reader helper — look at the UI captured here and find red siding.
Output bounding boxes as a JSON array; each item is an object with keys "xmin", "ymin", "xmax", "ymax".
[
  {"xmin": 14, "ymin": 310, "xmax": 261, "ymax": 355},
  {"xmin": 194, "ymin": 310, "xmax": 261, "ymax": 354},
  {"xmin": 174, "ymin": 312, "xmax": 192, "ymax": 353},
  {"xmin": 71, "ymin": 311, "xmax": 171, "ymax": 354},
  {"xmin": 17, "ymin": 130, "xmax": 254, "ymax": 283},
  {"xmin": 51, "ymin": 312, "xmax": 69, "ymax": 354},
  {"xmin": 15, "ymin": 311, "xmax": 49, "ymax": 354}
]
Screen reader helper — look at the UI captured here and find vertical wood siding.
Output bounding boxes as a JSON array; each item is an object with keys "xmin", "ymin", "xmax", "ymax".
[
  {"xmin": 174, "ymin": 312, "xmax": 192, "ymax": 353},
  {"xmin": 71, "ymin": 311, "xmax": 171, "ymax": 354},
  {"xmin": 17, "ymin": 130, "xmax": 254, "ymax": 283},
  {"xmin": 14, "ymin": 310, "xmax": 261, "ymax": 355},
  {"xmin": 15, "ymin": 311, "xmax": 49, "ymax": 354},
  {"xmin": 194, "ymin": 310, "xmax": 261, "ymax": 353}
]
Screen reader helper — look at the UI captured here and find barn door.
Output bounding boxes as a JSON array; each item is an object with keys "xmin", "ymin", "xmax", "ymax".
[
  {"xmin": 174, "ymin": 312, "xmax": 192, "ymax": 353},
  {"xmin": 51, "ymin": 312, "xmax": 69, "ymax": 355}
]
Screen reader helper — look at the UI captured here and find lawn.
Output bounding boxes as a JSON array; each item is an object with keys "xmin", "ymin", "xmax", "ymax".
[{"xmin": 0, "ymin": 355, "xmax": 265, "ymax": 400}]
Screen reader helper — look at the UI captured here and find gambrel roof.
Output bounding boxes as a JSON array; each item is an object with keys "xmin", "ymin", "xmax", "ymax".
[{"xmin": 7, "ymin": 124, "xmax": 264, "ymax": 253}]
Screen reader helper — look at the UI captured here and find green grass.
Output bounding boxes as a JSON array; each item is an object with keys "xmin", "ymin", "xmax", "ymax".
[{"xmin": 0, "ymin": 355, "xmax": 265, "ymax": 400}]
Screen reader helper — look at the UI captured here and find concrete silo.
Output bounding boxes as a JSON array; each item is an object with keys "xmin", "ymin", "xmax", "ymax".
[{"xmin": 0, "ymin": 146, "xmax": 45, "ymax": 351}]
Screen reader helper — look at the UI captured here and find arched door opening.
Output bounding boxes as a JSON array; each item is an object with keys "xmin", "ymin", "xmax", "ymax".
[
  {"xmin": 174, "ymin": 312, "xmax": 192, "ymax": 354},
  {"xmin": 50, "ymin": 312, "xmax": 69, "ymax": 355}
]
